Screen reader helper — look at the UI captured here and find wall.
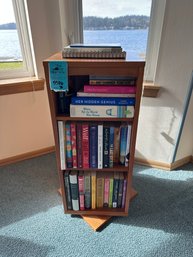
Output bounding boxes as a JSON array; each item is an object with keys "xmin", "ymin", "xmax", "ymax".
[
  {"xmin": 0, "ymin": 0, "xmax": 63, "ymax": 161},
  {"xmin": 136, "ymin": 0, "xmax": 193, "ymax": 163}
]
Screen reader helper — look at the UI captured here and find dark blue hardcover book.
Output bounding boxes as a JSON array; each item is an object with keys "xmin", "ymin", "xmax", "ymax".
[
  {"xmin": 71, "ymin": 96, "xmax": 135, "ymax": 106},
  {"xmin": 89, "ymin": 125, "xmax": 98, "ymax": 168},
  {"xmin": 119, "ymin": 126, "xmax": 128, "ymax": 165},
  {"xmin": 103, "ymin": 126, "xmax": 110, "ymax": 168}
]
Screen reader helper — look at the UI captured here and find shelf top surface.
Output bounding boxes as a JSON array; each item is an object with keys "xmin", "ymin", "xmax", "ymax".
[{"xmin": 43, "ymin": 52, "xmax": 145, "ymax": 67}]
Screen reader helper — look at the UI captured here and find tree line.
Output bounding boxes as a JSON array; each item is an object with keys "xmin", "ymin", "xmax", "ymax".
[{"xmin": 83, "ymin": 15, "xmax": 149, "ymax": 30}]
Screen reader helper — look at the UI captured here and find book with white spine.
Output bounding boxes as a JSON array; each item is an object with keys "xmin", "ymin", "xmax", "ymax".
[{"xmin": 58, "ymin": 121, "xmax": 66, "ymax": 170}]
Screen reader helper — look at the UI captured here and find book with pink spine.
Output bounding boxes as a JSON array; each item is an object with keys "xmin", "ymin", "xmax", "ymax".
[{"xmin": 84, "ymin": 85, "xmax": 136, "ymax": 94}]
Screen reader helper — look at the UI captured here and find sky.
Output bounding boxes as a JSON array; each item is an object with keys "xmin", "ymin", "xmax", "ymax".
[
  {"xmin": 83, "ymin": 0, "xmax": 152, "ymax": 17},
  {"xmin": 0, "ymin": 0, "xmax": 15, "ymax": 25},
  {"xmin": 0, "ymin": 0, "xmax": 152, "ymax": 25}
]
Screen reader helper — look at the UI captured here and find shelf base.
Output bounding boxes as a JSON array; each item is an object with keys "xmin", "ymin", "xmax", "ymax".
[{"xmin": 58, "ymin": 187, "xmax": 138, "ymax": 231}]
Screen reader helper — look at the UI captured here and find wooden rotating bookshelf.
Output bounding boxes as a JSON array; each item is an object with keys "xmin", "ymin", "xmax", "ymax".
[{"xmin": 43, "ymin": 52, "xmax": 145, "ymax": 231}]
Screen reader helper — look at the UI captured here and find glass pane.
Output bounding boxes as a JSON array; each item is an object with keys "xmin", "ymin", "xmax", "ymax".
[
  {"xmin": 0, "ymin": 0, "xmax": 23, "ymax": 70},
  {"xmin": 82, "ymin": 0, "xmax": 152, "ymax": 60}
]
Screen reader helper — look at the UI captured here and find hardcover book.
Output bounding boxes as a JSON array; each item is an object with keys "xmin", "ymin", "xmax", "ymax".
[
  {"xmin": 64, "ymin": 171, "xmax": 72, "ymax": 210},
  {"xmin": 84, "ymin": 171, "xmax": 91, "ymax": 209},
  {"xmin": 76, "ymin": 123, "xmax": 83, "ymax": 168},
  {"xmin": 91, "ymin": 170, "xmax": 96, "ymax": 209},
  {"xmin": 82, "ymin": 123, "xmax": 89, "ymax": 169},
  {"xmin": 77, "ymin": 91, "xmax": 135, "ymax": 98},
  {"xmin": 89, "ymin": 125, "xmax": 98, "ymax": 168},
  {"xmin": 65, "ymin": 123, "xmax": 73, "ymax": 168},
  {"xmin": 78, "ymin": 171, "xmax": 85, "ymax": 211},
  {"xmin": 96, "ymin": 173, "xmax": 104, "ymax": 208},
  {"xmin": 69, "ymin": 171, "xmax": 79, "ymax": 211},
  {"xmin": 98, "ymin": 124, "xmax": 103, "ymax": 169},
  {"xmin": 58, "ymin": 121, "xmax": 66, "ymax": 170},
  {"xmin": 71, "ymin": 96, "xmax": 135, "ymax": 106},
  {"xmin": 70, "ymin": 105, "xmax": 134, "ymax": 118},
  {"xmin": 84, "ymin": 85, "xmax": 136, "ymax": 94},
  {"xmin": 70, "ymin": 123, "xmax": 77, "ymax": 168}
]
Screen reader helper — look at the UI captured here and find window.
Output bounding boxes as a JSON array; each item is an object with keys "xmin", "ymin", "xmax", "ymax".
[
  {"xmin": 82, "ymin": 0, "xmax": 152, "ymax": 61},
  {"xmin": 0, "ymin": 0, "xmax": 35, "ymax": 79}
]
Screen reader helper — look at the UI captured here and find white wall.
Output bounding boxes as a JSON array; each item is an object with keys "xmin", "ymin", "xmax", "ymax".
[{"xmin": 136, "ymin": 0, "xmax": 193, "ymax": 163}]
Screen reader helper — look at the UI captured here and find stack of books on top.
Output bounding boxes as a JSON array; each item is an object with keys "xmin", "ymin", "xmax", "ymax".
[
  {"xmin": 70, "ymin": 75, "xmax": 137, "ymax": 118},
  {"xmin": 62, "ymin": 43, "xmax": 126, "ymax": 59}
]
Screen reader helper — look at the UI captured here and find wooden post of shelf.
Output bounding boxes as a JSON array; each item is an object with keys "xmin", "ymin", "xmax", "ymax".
[{"xmin": 58, "ymin": 187, "xmax": 137, "ymax": 231}]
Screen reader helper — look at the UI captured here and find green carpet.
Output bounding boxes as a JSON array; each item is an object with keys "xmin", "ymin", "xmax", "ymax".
[{"xmin": 0, "ymin": 153, "xmax": 193, "ymax": 257}]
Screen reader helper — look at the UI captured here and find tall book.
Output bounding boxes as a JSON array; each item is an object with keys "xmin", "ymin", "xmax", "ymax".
[
  {"xmin": 117, "ymin": 172, "xmax": 124, "ymax": 208},
  {"xmin": 121, "ymin": 177, "xmax": 127, "ymax": 208},
  {"xmin": 58, "ymin": 121, "xmax": 66, "ymax": 170},
  {"xmin": 113, "ymin": 126, "xmax": 120, "ymax": 165},
  {"xmin": 119, "ymin": 125, "xmax": 128, "ymax": 165},
  {"xmin": 70, "ymin": 123, "xmax": 77, "ymax": 168},
  {"xmin": 89, "ymin": 124, "xmax": 98, "ymax": 168},
  {"xmin": 103, "ymin": 126, "xmax": 110, "ymax": 168},
  {"xmin": 108, "ymin": 173, "xmax": 114, "ymax": 208},
  {"xmin": 78, "ymin": 171, "xmax": 85, "ymax": 211},
  {"xmin": 103, "ymin": 174, "xmax": 110, "ymax": 207},
  {"xmin": 109, "ymin": 126, "xmax": 114, "ymax": 168},
  {"xmin": 69, "ymin": 171, "xmax": 79, "ymax": 211},
  {"xmin": 65, "ymin": 123, "xmax": 73, "ymax": 168},
  {"xmin": 112, "ymin": 172, "xmax": 120, "ymax": 208},
  {"xmin": 96, "ymin": 173, "xmax": 104, "ymax": 208},
  {"xmin": 84, "ymin": 171, "xmax": 91, "ymax": 209},
  {"xmin": 82, "ymin": 123, "xmax": 89, "ymax": 168},
  {"xmin": 98, "ymin": 124, "xmax": 103, "ymax": 169},
  {"xmin": 91, "ymin": 170, "xmax": 96, "ymax": 209},
  {"xmin": 125, "ymin": 125, "xmax": 132, "ymax": 167},
  {"xmin": 76, "ymin": 123, "xmax": 83, "ymax": 168},
  {"xmin": 64, "ymin": 171, "xmax": 72, "ymax": 210}
]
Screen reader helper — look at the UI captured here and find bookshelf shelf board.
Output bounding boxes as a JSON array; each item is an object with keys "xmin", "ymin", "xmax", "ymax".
[
  {"xmin": 61, "ymin": 166, "xmax": 129, "ymax": 172},
  {"xmin": 56, "ymin": 116, "xmax": 134, "ymax": 123},
  {"xmin": 65, "ymin": 208, "xmax": 127, "ymax": 217}
]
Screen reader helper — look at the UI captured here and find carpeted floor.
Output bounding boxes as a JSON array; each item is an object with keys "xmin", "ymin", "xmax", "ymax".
[{"xmin": 0, "ymin": 153, "xmax": 193, "ymax": 257}]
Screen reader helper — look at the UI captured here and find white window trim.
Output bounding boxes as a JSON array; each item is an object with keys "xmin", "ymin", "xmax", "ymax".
[
  {"xmin": 144, "ymin": 0, "xmax": 166, "ymax": 82},
  {"xmin": 0, "ymin": 0, "xmax": 35, "ymax": 80}
]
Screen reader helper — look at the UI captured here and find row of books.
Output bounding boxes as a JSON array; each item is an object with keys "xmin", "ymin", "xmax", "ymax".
[
  {"xmin": 62, "ymin": 43, "xmax": 126, "ymax": 59},
  {"xmin": 64, "ymin": 170, "xmax": 127, "ymax": 211},
  {"xmin": 58, "ymin": 121, "xmax": 132, "ymax": 170},
  {"xmin": 88, "ymin": 75, "xmax": 137, "ymax": 86}
]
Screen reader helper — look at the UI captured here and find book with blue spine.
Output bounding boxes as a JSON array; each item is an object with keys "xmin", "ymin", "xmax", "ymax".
[
  {"xmin": 71, "ymin": 97, "xmax": 135, "ymax": 106},
  {"xmin": 119, "ymin": 125, "xmax": 128, "ymax": 165}
]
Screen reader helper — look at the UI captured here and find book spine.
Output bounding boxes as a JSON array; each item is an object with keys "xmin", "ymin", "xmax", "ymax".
[
  {"xmin": 113, "ymin": 126, "xmax": 120, "ymax": 165},
  {"xmin": 121, "ymin": 179, "xmax": 127, "ymax": 208},
  {"xmin": 71, "ymin": 96, "xmax": 135, "ymax": 106},
  {"xmin": 117, "ymin": 174, "xmax": 124, "ymax": 208},
  {"xmin": 109, "ymin": 127, "xmax": 114, "ymax": 168},
  {"xmin": 89, "ymin": 125, "xmax": 98, "ymax": 168},
  {"xmin": 91, "ymin": 171, "xmax": 96, "ymax": 209},
  {"xmin": 82, "ymin": 123, "xmax": 89, "ymax": 169},
  {"xmin": 119, "ymin": 126, "xmax": 128, "ymax": 165},
  {"xmin": 84, "ymin": 85, "xmax": 136, "ymax": 94},
  {"xmin": 70, "ymin": 123, "xmax": 77, "ymax": 168},
  {"xmin": 103, "ymin": 177, "xmax": 110, "ymax": 207},
  {"xmin": 65, "ymin": 123, "xmax": 73, "ymax": 168},
  {"xmin": 108, "ymin": 176, "xmax": 114, "ymax": 208},
  {"xmin": 84, "ymin": 171, "xmax": 91, "ymax": 209},
  {"xmin": 125, "ymin": 125, "xmax": 132, "ymax": 167},
  {"xmin": 112, "ymin": 173, "xmax": 120, "ymax": 208},
  {"xmin": 69, "ymin": 171, "xmax": 79, "ymax": 211},
  {"xmin": 76, "ymin": 123, "xmax": 83, "ymax": 168},
  {"xmin": 96, "ymin": 176, "xmax": 104, "ymax": 208},
  {"xmin": 103, "ymin": 127, "xmax": 110, "ymax": 168},
  {"xmin": 78, "ymin": 172, "xmax": 85, "ymax": 211},
  {"xmin": 77, "ymin": 91, "xmax": 136, "ymax": 98},
  {"xmin": 98, "ymin": 124, "xmax": 103, "ymax": 169},
  {"xmin": 58, "ymin": 121, "xmax": 66, "ymax": 170},
  {"xmin": 64, "ymin": 171, "xmax": 72, "ymax": 210}
]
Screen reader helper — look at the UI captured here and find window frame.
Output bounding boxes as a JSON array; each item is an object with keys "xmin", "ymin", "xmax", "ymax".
[{"xmin": 0, "ymin": 0, "xmax": 35, "ymax": 80}]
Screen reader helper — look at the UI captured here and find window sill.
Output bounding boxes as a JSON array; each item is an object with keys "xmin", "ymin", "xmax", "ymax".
[
  {"xmin": 0, "ymin": 77, "xmax": 45, "ymax": 96},
  {"xmin": 143, "ymin": 82, "xmax": 160, "ymax": 97}
]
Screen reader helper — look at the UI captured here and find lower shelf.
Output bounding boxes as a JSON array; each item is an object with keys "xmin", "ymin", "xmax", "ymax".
[{"xmin": 58, "ymin": 187, "xmax": 137, "ymax": 231}]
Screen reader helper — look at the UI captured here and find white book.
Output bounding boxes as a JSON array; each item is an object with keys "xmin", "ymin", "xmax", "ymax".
[
  {"xmin": 70, "ymin": 105, "xmax": 134, "ymax": 118},
  {"xmin": 125, "ymin": 125, "xmax": 132, "ymax": 167},
  {"xmin": 98, "ymin": 124, "xmax": 103, "ymax": 169},
  {"xmin": 58, "ymin": 121, "xmax": 66, "ymax": 170},
  {"xmin": 77, "ymin": 91, "xmax": 135, "ymax": 98}
]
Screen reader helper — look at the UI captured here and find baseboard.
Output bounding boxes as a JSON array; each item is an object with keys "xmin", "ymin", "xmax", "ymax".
[
  {"xmin": 0, "ymin": 146, "xmax": 55, "ymax": 167},
  {"xmin": 135, "ymin": 155, "xmax": 192, "ymax": 171}
]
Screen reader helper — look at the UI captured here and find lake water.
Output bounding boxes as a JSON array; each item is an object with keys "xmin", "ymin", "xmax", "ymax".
[{"xmin": 0, "ymin": 29, "xmax": 148, "ymax": 61}]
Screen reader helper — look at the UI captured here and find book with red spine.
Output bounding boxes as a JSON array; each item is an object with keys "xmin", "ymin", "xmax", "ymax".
[
  {"xmin": 78, "ymin": 171, "xmax": 85, "ymax": 211},
  {"xmin": 70, "ymin": 122, "xmax": 77, "ymax": 168},
  {"xmin": 84, "ymin": 85, "xmax": 136, "ymax": 94},
  {"xmin": 82, "ymin": 123, "xmax": 89, "ymax": 169}
]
